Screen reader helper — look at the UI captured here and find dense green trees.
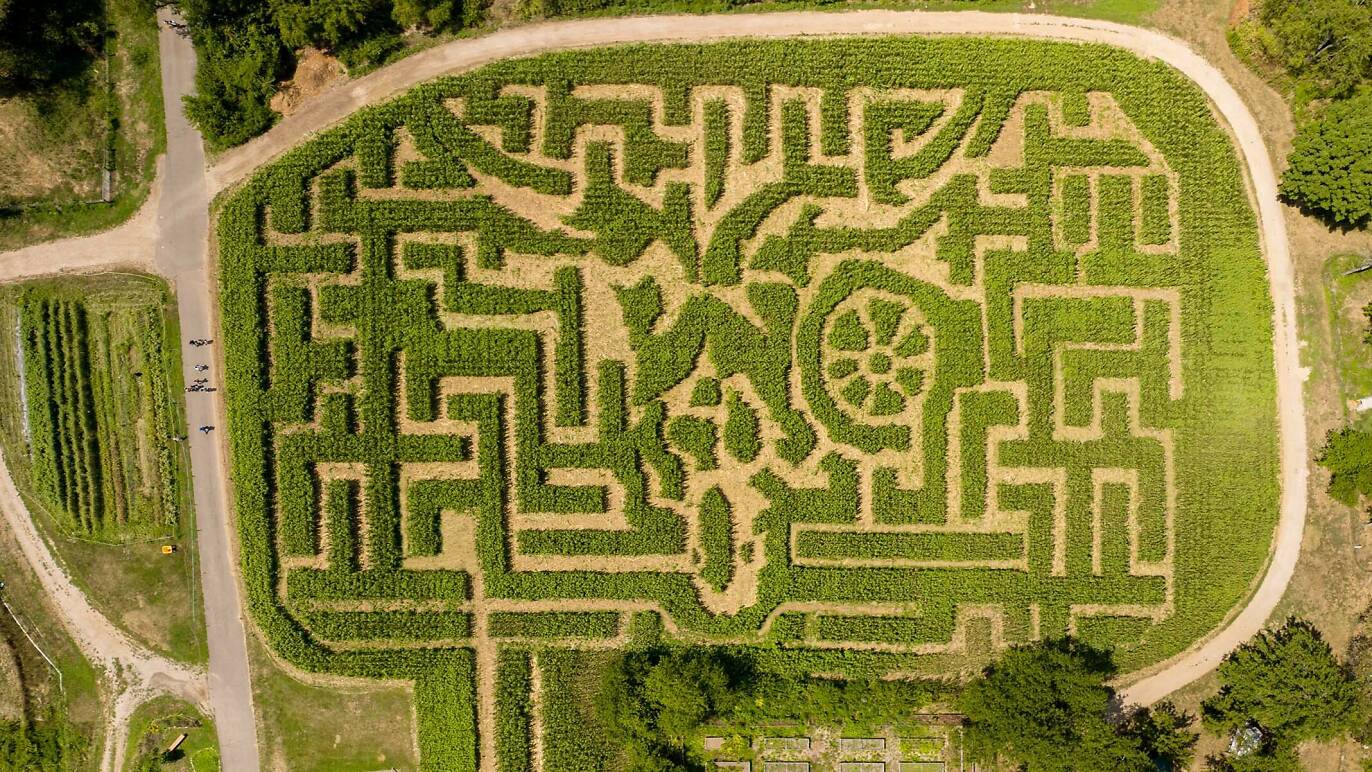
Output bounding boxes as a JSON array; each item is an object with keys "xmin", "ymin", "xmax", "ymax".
[
  {"xmin": 599, "ymin": 649, "xmax": 738, "ymax": 765},
  {"xmin": 1202, "ymin": 618, "xmax": 1362, "ymax": 763},
  {"xmin": 0, "ymin": 0, "xmax": 104, "ymax": 93},
  {"xmin": 180, "ymin": 0, "xmax": 289, "ymax": 150},
  {"xmin": 1239, "ymin": 0, "xmax": 1372, "ymax": 227},
  {"xmin": 392, "ymin": 0, "xmax": 477, "ymax": 31},
  {"xmin": 959, "ymin": 638, "xmax": 1196, "ymax": 771},
  {"xmin": 180, "ymin": 0, "xmax": 481, "ymax": 149},
  {"xmin": 271, "ymin": 0, "xmax": 390, "ymax": 50},
  {"xmin": 595, "ymin": 648, "xmax": 945, "ymax": 771},
  {"xmin": 1256, "ymin": 0, "xmax": 1372, "ymax": 101},
  {"xmin": 1279, "ymin": 91, "xmax": 1372, "ymax": 228},
  {"xmin": 1317, "ymin": 425, "xmax": 1372, "ymax": 512}
]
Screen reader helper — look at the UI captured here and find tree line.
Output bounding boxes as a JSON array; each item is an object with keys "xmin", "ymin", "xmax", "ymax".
[
  {"xmin": 1242, "ymin": 0, "xmax": 1372, "ymax": 228},
  {"xmin": 179, "ymin": 0, "xmax": 484, "ymax": 150},
  {"xmin": 592, "ymin": 616, "xmax": 1366, "ymax": 771},
  {"xmin": 0, "ymin": 0, "xmax": 106, "ymax": 96}
]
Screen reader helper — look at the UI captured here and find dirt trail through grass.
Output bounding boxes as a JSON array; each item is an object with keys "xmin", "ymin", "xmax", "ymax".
[{"xmin": 0, "ymin": 450, "xmax": 206, "ymax": 770}]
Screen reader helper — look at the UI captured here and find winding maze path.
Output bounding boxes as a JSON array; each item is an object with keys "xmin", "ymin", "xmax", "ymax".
[{"xmin": 0, "ymin": 10, "xmax": 1302, "ymax": 772}]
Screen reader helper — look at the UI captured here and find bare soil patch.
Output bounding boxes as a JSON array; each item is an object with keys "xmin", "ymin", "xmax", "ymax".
[{"xmin": 271, "ymin": 49, "xmax": 346, "ymax": 117}]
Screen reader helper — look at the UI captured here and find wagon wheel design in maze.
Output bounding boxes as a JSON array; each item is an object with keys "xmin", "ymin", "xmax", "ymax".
[
  {"xmin": 217, "ymin": 36, "xmax": 1278, "ymax": 769},
  {"xmin": 820, "ymin": 293, "xmax": 932, "ymax": 424}
]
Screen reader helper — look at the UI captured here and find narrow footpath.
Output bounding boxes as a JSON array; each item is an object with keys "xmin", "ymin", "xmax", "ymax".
[{"xmin": 0, "ymin": 455, "xmax": 204, "ymax": 771}]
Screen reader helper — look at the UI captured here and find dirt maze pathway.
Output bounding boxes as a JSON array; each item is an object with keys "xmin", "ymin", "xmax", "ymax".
[{"xmin": 215, "ymin": 15, "xmax": 1301, "ymax": 769}]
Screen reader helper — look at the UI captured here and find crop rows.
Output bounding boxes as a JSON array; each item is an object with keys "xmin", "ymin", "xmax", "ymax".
[
  {"xmin": 13, "ymin": 280, "xmax": 183, "ymax": 538},
  {"xmin": 217, "ymin": 35, "xmax": 1276, "ymax": 769}
]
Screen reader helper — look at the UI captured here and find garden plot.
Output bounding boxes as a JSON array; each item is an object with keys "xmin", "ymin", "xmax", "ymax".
[
  {"xmin": 2, "ymin": 275, "xmax": 185, "ymax": 539},
  {"xmin": 700, "ymin": 723, "xmax": 953, "ymax": 771},
  {"xmin": 216, "ymin": 35, "xmax": 1278, "ymax": 770}
]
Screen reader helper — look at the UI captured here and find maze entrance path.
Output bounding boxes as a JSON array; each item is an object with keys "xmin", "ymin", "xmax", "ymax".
[{"xmin": 217, "ymin": 34, "xmax": 1280, "ymax": 770}]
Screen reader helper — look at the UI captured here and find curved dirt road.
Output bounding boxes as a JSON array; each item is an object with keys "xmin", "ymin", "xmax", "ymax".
[
  {"xmin": 0, "ymin": 452, "xmax": 205, "ymax": 771},
  {"xmin": 211, "ymin": 10, "xmax": 1303, "ymax": 706}
]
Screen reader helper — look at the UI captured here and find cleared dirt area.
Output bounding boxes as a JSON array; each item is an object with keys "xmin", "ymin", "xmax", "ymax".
[{"xmin": 270, "ymin": 48, "xmax": 346, "ymax": 117}]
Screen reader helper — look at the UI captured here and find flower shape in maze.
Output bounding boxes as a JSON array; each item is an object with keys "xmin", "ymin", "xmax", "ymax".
[{"xmin": 823, "ymin": 293, "xmax": 933, "ymax": 421}]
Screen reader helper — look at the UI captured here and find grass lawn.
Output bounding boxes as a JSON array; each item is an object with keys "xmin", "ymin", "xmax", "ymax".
[
  {"xmin": 0, "ymin": 505, "xmax": 105, "ymax": 769},
  {"xmin": 123, "ymin": 695, "xmax": 219, "ymax": 772},
  {"xmin": 0, "ymin": 273, "xmax": 205, "ymax": 664},
  {"xmin": 246, "ymin": 634, "xmax": 418, "ymax": 772},
  {"xmin": 0, "ymin": 0, "xmax": 165, "ymax": 251},
  {"xmin": 1319, "ymin": 254, "xmax": 1372, "ymax": 429}
]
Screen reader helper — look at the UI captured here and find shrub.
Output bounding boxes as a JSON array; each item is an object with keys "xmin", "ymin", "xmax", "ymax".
[
  {"xmin": 1317, "ymin": 425, "xmax": 1372, "ymax": 509},
  {"xmin": 1279, "ymin": 91, "xmax": 1372, "ymax": 228},
  {"xmin": 1202, "ymin": 618, "xmax": 1361, "ymax": 750},
  {"xmin": 960, "ymin": 639, "xmax": 1195, "ymax": 772}
]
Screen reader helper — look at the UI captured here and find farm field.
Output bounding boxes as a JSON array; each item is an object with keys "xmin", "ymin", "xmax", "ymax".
[
  {"xmin": 0, "ymin": 274, "xmax": 184, "ymax": 539},
  {"xmin": 0, "ymin": 273, "xmax": 205, "ymax": 664},
  {"xmin": 216, "ymin": 34, "xmax": 1278, "ymax": 769}
]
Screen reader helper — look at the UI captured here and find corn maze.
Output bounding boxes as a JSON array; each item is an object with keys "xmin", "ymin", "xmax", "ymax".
[{"xmin": 217, "ymin": 36, "xmax": 1279, "ymax": 770}]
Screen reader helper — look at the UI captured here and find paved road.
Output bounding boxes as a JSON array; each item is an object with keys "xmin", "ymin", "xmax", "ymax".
[
  {"xmin": 211, "ymin": 10, "xmax": 1305, "ymax": 707},
  {"xmin": 155, "ymin": 10, "xmax": 262, "ymax": 771}
]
